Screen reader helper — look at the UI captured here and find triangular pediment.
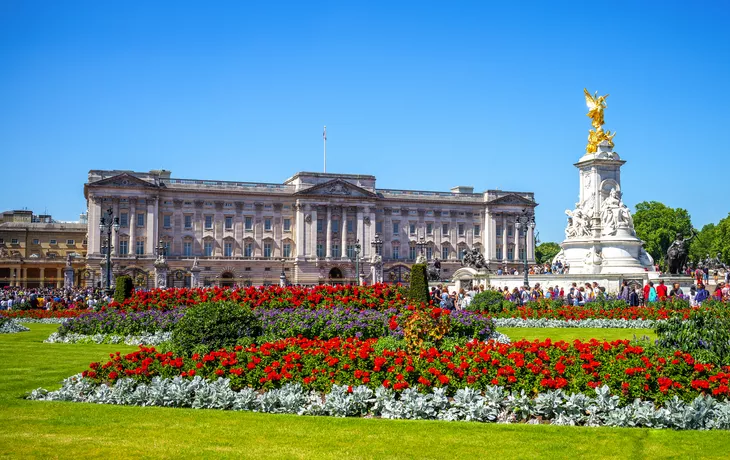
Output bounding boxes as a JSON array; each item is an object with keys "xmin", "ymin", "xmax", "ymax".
[
  {"xmin": 295, "ymin": 179, "xmax": 377, "ymax": 198},
  {"xmin": 488, "ymin": 193, "xmax": 536, "ymax": 206},
  {"xmin": 88, "ymin": 173, "xmax": 159, "ymax": 188}
]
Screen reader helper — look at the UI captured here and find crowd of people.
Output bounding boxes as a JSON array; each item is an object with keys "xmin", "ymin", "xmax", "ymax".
[{"xmin": 0, "ymin": 286, "xmax": 109, "ymax": 310}]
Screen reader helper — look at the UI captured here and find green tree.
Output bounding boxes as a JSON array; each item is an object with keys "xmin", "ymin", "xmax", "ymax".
[
  {"xmin": 535, "ymin": 242, "xmax": 561, "ymax": 264},
  {"xmin": 113, "ymin": 275, "xmax": 134, "ymax": 304},
  {"xmin": 688, "ymin": 223, "xmax": 717, "ymax": 264},
  {"xmin": 633, "ymin": 201, "xmax": 693, "ymax": 268},
  {"xmin": 711, "ymin": 213, "xmax": 730, "ymax": 265}
]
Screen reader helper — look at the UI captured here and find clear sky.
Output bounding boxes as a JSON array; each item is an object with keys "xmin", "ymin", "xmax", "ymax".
[{"xmin": 1, "ymin": 1, "xmax": 728, "ymax": 243}]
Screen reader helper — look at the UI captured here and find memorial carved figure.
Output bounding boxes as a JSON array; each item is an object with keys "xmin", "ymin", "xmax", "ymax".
[
  {"xmin": 584, "ymin": 88, "xmax": 617, "ymax": 153},
  {"xmin": 665, "ymin": 231, "xmax": 695, "ymax": 274},
  {"xmin": 461, "ymin": 248, "xmax": 488, "ymax": 270},
  {"xmin": 427, "ymin": 257, "xmax": 442, "ymax": 281},
  {"xmin": 564, "ymin": 208, "xmax": 591, "ymax": 238}
]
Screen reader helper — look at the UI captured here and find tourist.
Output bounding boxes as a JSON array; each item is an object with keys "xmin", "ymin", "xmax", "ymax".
[
  {"xmin": 656, "ymin": 280, "xmax": 668, "ymax": 301},
  {"xmin": 642, "ymin": 282, "xmax": 651, "ymax": 305},
  {"xmin": 629, "ymin": 287, "xmax": 640, "ymax": 306},
  {"xmin": 695, "ymin": 267, "xmax": 704, "ymax": 286},
  {"xmin": 646, "ymin": 282, "xmax": 658, "ymax": 303},
  {"xmin": 703, "ymin": 266, "xmax": 710, "ymax": 285},
  {"xmin": 669, "ymin": 283, "xmax": 684, "ymax": 297},
  {"xmin": 695, "ymin": 284, "xmax": 710, "ymax": 305},
  {"xmin": 576, "ymin": 287, "xmax": 586, "ymax": 305},
  {"xmin": 713, "ymin": 283, "xmax": 723, "ymax": 300},
  {"xmin": 618, "ymin": 280, "xmax": 630, "ymax": 300},
  {"xmin": 689, "ymin": 285, "xmax": 698, "ymax": 306}
]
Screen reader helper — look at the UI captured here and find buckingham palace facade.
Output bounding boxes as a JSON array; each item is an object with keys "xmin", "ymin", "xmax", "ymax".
[{"xmin": 84, "ymin": 169, "xmax": 537, "ymax": 287}]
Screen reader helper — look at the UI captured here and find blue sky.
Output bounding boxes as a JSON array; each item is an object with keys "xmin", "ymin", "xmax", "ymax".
[{"xmin": 1, "ymin": 1, "xmax": 728, "ymax": 243}]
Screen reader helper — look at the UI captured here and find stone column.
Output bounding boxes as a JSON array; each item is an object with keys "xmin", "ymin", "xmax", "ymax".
[
  {"xmin": 527, "ymin": 224, "xmax": 535, "ymax": 262},
  {"xmin": 111, "ymin": 198, "xmax": 120, "ymax": 255},
  {"xmin": 154, "ymin": 258, "xmax": 168, "ymax": 288},
  {"xmin": 146, "ymin": 199, "xmax": 156, "ymax": 255},
  {"xmin": 356, "ymin": 207, "xmax": 364, "ymax": 249},
  {"xmin": 296, "ymin": 202, "xmax": 305, "ymax": 259},
  {"xmin": 56, "ymin": 267, "xmax": 62, "ymax": 288},
  {"xmin": 483, "ymin": 211, "xmax": 491, "ymax": 260},
  {"xmin": 214, "ymin": 202, "xmax": 224, "ymax": 256},
  {"xmin": 129, "ymin": 198, "xmax": 137, "ymax": 257},
  {"xmin": 502, "ymin": 215, "xmax": 508, "ymax": 262},
  {"xmin": 39, "ymin": 268, "xmax": 45, "ymax": 287},
  {"xmin": 309, "ymin": 206, "xmax": 318, "ymax": 258},
  {"xmin": 89, "ymin": 196, "xmax": 102, "ymax": 255},
  {"xmin": 325, "ymin": 206, "xmax": 332, "ymax": 259},
  {"xmin": 341, "ymin": 206, "xmax": 348, "ymax": 260},
  {"xmin": 515, "ymin": 223, "xmax": 521, "ymax": 263},
  {"xmin": 21, "ymin": 267, "xmax": 27, "ymax": 288}
]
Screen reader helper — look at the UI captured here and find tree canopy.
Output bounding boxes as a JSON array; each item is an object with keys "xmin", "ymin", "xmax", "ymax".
[
  {"xmin": 633, "ymin": 201, "xmax": 693, "ymax": 267},
  {"xmin": 535, "ymin": 242, "xmax": 561, "ymax": 264}
]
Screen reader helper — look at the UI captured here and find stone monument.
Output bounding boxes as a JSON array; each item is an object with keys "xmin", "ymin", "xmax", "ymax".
[
  {"xmin": 154, "ymin": 251, "xmax": 169, "ymax": 289},
  {"xmin": 63, "ymin": 254, "xmax": 75, "ymax": 289},
  {"xmin": 557, "ymin": 89, "xmax": 655, "ymax": 274},
  {"xmin": 370, "ymin": 253, "xmax": 383, "ymax": 284},
  {"xmin": 190, "ymin": 258, "xmax": 201, "ymax": 288}
]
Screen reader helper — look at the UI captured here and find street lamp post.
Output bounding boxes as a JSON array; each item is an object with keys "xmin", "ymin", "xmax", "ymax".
[
  {"xmin": 99, "ymin": 207, "xmax": 120, "ymax": 296},
  {"xmin": 280, "ymin": 259, "xmax": 287, "ymax": 287},
  {"xmin": 515, "ymin": 210, "xmax": 536, "ymax": 288},
  {"xmin": 354, "ymin": 239, "xmax": 362, "ymax": 285}
]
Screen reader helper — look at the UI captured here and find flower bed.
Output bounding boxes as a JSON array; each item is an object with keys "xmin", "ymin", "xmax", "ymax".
[
  {"xmin": 76, "ymin": 338, "xmax": 730, "ymax": 404},
  {"xmin": 492, "ymin": 318, "xmax": 656, "ymax": 329},
  {"xmin": 489, "ymin": 304, "xmax": 692, "ymax": 321},
  {"xmin": 51, "ymin": 307, "xmax": 498, "ymax": 342},
  {"xmin": 0, "ymin": 309, "xmax": 85, "ymax": 320},
  {"xmin": 44, "ymin": 331, "xmax": 172, "ymax": 346},
  {"xmin": 0, "ymin": 318, "xmax": 30, "ymax": 334},
  {"xmin": 106, "ymin": 284, "xmax": 410, "ymax": 311},
  {"xmin": 28, "ymin": 377, "xmax": 730, "ymax": 430}
]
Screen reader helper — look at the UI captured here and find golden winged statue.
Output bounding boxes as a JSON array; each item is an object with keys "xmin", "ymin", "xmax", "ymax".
[{"xmin": 584, "ymin": 88, "xmax": 616, "ymax": 153}]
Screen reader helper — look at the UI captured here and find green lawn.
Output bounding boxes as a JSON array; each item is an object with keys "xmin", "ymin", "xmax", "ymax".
[
  {"xmin": 1, "ymin": 324, "xmax": 727, "ymax": 459},
  {"xmin": 498, "ymin": 327, "xmax": 656, "ymax": 342}
]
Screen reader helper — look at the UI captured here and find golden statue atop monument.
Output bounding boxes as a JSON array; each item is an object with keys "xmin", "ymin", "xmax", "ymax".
[{"xmin": 584, "ymin": 88, "xmax": 616, "ymax": 153}]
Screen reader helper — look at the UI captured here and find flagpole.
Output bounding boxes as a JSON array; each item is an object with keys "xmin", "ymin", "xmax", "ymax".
[{"xmin": 323, "ymin": 125, "xmax": 327, "ymax": 173}]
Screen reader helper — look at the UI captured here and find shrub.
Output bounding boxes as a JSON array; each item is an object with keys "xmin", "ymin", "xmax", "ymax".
[
  {"xmin": 655, "ymin": 305, "xmax": 730, "ymax": 364},
  {"xmin": 467, "ymin": 290, "xmax": 509, "ymax": 313},
  {"xmin": 407, "ymin": 264, "xmax": 430, "ymax": 305},
  {"xmin": 171, "ymin": 301, "xmax": 260, "ymax": 356},
  {"xmin": 114, "ymin": 276, "xmax": 134, "ymax": 304}
]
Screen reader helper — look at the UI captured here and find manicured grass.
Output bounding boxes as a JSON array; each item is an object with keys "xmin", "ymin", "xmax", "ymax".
[
  {"xmin": 1, "ymin": 324, "xmax": 727, "ymax": 459},
  {"xmin": 498, "ymin": 327, "xmax": 657, "ymax": 342}
]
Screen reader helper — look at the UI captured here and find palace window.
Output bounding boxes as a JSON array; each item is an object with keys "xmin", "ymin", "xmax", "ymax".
[
  {"xmin": 317, "ymin": 219, "xmax": 324, "ymax": 233},
  {"xmin": 458, "ymin": 224, "xmax": 465, "ymax": 236},
  {"xmin": 497, "ymin": 224, "xmax": 503, "ymax": 235},
  {"xmin": 507, "ymin": 247, "xmax": 514, "ymax": 260},
  {"xmin": 474, "ymin": 225, "xmax": 481, "ymax": 237},
  {"xmin": 264, "ymin": 218, "xmax": 272, "ymax": 231},
  {"xmin": 119, "ymin": 240, "xmax": 128, "ymax": 255},
  {"xmin": 183, "ymin": 241, "xmax": 192, "ymax": 257},
  {"xmin": 442, "ymin": 246, "xmax": 449, "ymax": 260},
  {"xmin": 120, "ymin": 212, "xmax": 128, "ymax": 227},
  {"xmin": 316, "ymin": 244, "xmax": 324, "ymax": 258},
  {"xmin": 137, "ymin": 213, "xmax": 145, "ymax": 227},
  {"xmin": 392, "ymin": 245, "xmax": 399, "ymax": 260},
  {"xmin": 347, "ymin": 219, "xmax": 354, "ymax": 233},
  {"xmin": 32, "ymin": 239, "xmax": 39, "ymax": 245},
  {"xmin": 426, "ymin": 223, "xmax": 433, "ymax": 235},
  {"xmin": 204, "ymin": 241, "xmax": 213, "ymax": 256},
  {"xmin": 426, "ymin": 246, "xmax": 433, "ymax": 260},
  {"xmin": 136, "ymin": 241, "xmax": 145, "ymax": 255},
  {"xmin": 223, "ymin": 241, "xmax": 233, "ymax": 257},
  {"xmin": 283, "ymin": 243, "xmax": 291, "ymax": 258},
  {"xmin": 244, "ymin": 242, "xmax": 253, "ymax": 258},
  {"xmin": 184, "ymin": 215, "xmax": 192, "ymax": 229},
  {"xmin": 49, "ymin": 239, "xmax": 57, "ymax": 245},
  {"xmin": 163, "ymin": 215, "xmax": 171, "ymax": 228},
  {"xmin": 375, "ymin": 221, "xmax": 383, "ymax": 234},
  {"xmin": 263, "ymin": 242, "xmax": 272, "ymax": 258},
  {"xmin": 519, "ymin": 248, "xmax": 525, "ymax": 260},
  {"xmin": 332, "ymin": 220, "xmax": 339, "ymax": 233},
  {"xmin": 497, "ymin": 247, "xmax": 503, "ymax": 260},
  {"xmin": 204, "ymin": 216, "xmax": 213, "ymax": 230},
  {"xmin": 332, "ymin": 244, "xmax": 341, "ymax": 258},
  {"xmin": 409, "ymin": 245, "xmax": 416, "ymax": 260},
  {"xmin": 225, "ymin": 216, "xmax": 233, "ymax": 230},
  {"xmin": 245, "ymin": 216, "xmax": 253, "ymax": 231},
  {"xmin": 409, "ymin": 223, "xmax": 416, "ymax": 235},
  {"xmin": 346, "ymin": 244, "xmax": 355, "ymax": 259},
  {"xmin": 442, "ymin": 223, "xmax": 449, "ymax": 235},
  {"xmin": 67, "ymin": 239, "xmax": 75, "ymax": 245},
  {"xmin": 392, "ymin": 222, "xmax": 399, "ymax": 236},
  {"xmin": 508, "ymin": 225, "xmax": 513, "ymax": 237},
  {"xmin": 283, "ymin": 218, "xmax": 291, "ymax": 231}
]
